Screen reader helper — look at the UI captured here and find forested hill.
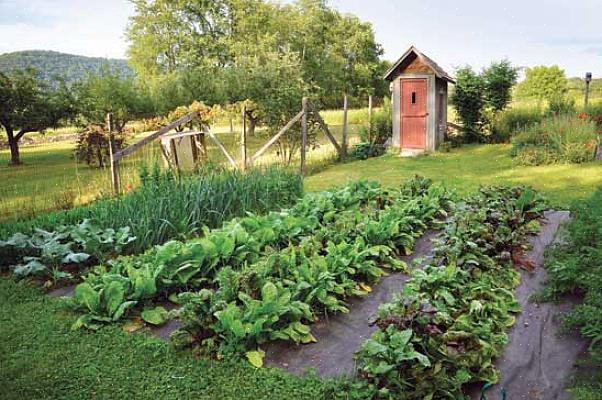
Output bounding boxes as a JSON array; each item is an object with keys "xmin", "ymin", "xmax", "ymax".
[{"xmin": 0, "ymin": 50, "xmax": 133, "ymax": 82}]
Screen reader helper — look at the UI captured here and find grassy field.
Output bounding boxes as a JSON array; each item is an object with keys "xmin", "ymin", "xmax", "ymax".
[
  {"xmin": 0, "ymin": 123, "xmax": 361, "ymax": 221},
  {"xmin": 305, "ymin": 144, "xmax": 602, "ymax": 208}
]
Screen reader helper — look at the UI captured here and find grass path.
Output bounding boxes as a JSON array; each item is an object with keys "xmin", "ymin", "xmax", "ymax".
[
  {"xmin": 305, "ymin": 144, "xmax": 602, "ymax": 208},
  {"xmin": 0, "ymin": 279, "xmax": 328, "ymax": 399}
]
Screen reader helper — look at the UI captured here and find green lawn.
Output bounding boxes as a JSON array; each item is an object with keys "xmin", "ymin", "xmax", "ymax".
[
  {"xmin": 305, "ymin": 144, "xmax": 602, "ymax": 208},
  {"xmin": 0, "ymin": 279, "xmax": 330, "ymax": 400}
]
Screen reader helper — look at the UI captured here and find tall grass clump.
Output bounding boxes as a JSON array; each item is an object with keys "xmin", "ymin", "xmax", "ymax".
[
  {"xmin": 321, "ymin": 108, "xmax": 370, "ymax": 126},
  {"xmin": 491, "ymin": 106, "xmax": 544, "ymax": 143},
  {"xmin": 511, "ymin": 114, "xmax": 599, "ymax": 165},
  {"xmin": 0, "ymin": 166, "xmax": 303, "ymax": 252}
]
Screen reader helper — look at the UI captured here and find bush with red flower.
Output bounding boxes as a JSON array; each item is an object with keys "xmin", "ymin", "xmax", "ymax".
[{"xmin": 511, "ymin": 114, "xmax": 600, "ymax": 165}]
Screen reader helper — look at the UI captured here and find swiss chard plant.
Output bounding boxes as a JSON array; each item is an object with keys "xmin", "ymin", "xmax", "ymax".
[
  {"xmin": 354, "ymin": 186, "xmax": 546, "ymax": 399},
  {"xmin": 168, "ymin": 177, "xmax": 454, "ymax": 362}
]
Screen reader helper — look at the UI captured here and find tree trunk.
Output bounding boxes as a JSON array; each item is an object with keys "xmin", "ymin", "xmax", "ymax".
[
  {"xmin": 247, "ymin": 117, "xmax": 257, "ymax": 137},
  {"xmin": 6, "ymin": 127, "xmax": 21, "ymax": 165}
]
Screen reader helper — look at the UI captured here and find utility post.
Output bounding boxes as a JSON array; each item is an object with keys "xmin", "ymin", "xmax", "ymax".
[{"xmin": 585, "ymin": 72, "xmax": 592, "ymax": 108}]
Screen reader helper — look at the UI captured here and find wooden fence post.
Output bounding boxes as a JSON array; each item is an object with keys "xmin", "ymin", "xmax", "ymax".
[
  {"xmin": 301, "ymin": 97, "xmax": 308, "ymax": 175},
  {"xmin": 585, "ymin": 72, "xmax": 592, "ymax": 108},
  {"xmin": 342, "ymin": 94, "xmax": 348, "ymax": 158},
  {"xmin": 241, "ymin": 106, "xmax": 247, "ymax": 171},
  {"xmin": 107, "ymin": 113, "xmax": 120, "ymax": 195},
  {"xmin": 368, "ymin": 95, "xmax": 373, "ymax": 142}
]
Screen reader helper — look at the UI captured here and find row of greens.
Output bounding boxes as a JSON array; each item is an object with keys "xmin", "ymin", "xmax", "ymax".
[
  {"xmin": 71, "ymin": 179, "xmax": 453, "ymax": 347},
  {"xmin": 171, "ymin": 178, "xmax": 454, "ymax": 361},
  {"xmin": 353, "ymin": 186, "xmax": 546, "ymax": 399},
  {"xmin": 0, "ymin": 220, "xmax": 136, "ymax": 282},
  {"xmin": 1, "ymin": 166, "xmax": 303, "ymax": 253},
  {"xmin": 542, "ymin": 188, "xmax": 602, "ymax": 397}
]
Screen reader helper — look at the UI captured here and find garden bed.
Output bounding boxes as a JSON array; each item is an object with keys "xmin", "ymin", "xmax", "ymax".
[
  {"xmin": 264, "ymin": 230, "xmax": 439, "ymax": 376},
  {"xmin": 468, "ymin": 210, "xmax": 589, "ymax": 400}
]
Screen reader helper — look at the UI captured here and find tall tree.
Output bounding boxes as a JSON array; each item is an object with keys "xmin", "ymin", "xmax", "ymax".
[
  {"xmin": 127, "ymin": 0, "xmax": 231, "ymax": 76},
  {"xmin": 450, "ymin": 66, "xmax": 485, "ymax": 142},
  {"xmin": 76, "ymin": 66, "xmax": 154, "ymax": 132},
  {"xmin": 482, "ymin": 59, "xmax": 518, "ymax": 112},
  {"xmin": 516, "ymin": 65, "xmax": 568, "ymax": 103},
  {"xmin": 0, "ymin": 68, "xmax": 76, "ymax": 165},
  {"xmin": 126, "ymin": 0, "xmax": 385, "ymax": 108}
]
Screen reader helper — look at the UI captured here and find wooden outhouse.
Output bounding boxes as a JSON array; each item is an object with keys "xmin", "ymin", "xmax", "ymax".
[{"xmin": 384, "ymin": 46, "xmax": 454, "ymax": 155}]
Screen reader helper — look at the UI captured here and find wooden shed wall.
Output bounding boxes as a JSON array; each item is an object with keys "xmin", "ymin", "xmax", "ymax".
[{"xmin": 435, "ymin": 77, "xmax": 448, "ymax": 146}]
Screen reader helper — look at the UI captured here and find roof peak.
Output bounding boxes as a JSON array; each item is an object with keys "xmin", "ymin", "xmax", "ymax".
[{"xmin": 384, "ymin": 46, "xmax": 454, "ymax": 83}]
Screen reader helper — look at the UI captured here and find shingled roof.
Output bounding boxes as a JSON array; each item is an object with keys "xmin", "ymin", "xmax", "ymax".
[{"xmin": 384, "ymin": 46, "xmax": 455, "ymax": 83}]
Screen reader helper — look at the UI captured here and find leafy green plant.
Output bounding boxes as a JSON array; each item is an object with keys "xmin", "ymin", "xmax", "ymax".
[
  {"xmin": 0, "ymin": 220, "xmax": 135, "ymax": 281},
  {"xmin": 354, "ymin": 185, "xmax": 546, "ymax": 399},
  {"xmin": 543, "ymin": 188, "xmax": 602, "ymax": 363},
  {"xmin": 511, "ymin": 115, "xmax": 599, "ymax": 165},
  {"xmin": 169, "ymin": 177, "xmax": 453, "ymax": 359},
  {"xmin": 0, "ymin": 167, "xmax": 303, "ymax": 253},
  {"xmin": 349, "ymin": 142, "xmax": 385, "ymax": 160}
]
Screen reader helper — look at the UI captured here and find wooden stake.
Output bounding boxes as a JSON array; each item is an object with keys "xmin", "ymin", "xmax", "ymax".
[
  {"xmin": 368, "ymin": 95, "xmax": 373, "ymax": 142},
  {"xmin": 107, "ymin": 113, "xmax": 120, "ymax": 195},
  {"xmin": 308, "ymin": 102, "xmax": 342, "ymax": 156},
  {"xmin": 241, "ymin": 106, "xmax": 247, "ymax": 171},
  {"xmin": 342, "ymin": 94, "xmax": 348, "ymax": 158},
  {"xmin": 250, "ymin": 110, "xmax": 304, "ymax": 163},
  {"xmin": 585, "ymin": 72, "xmax": 592, "ymax": 108},
  {"xmin": 301, "ymin": 97, "xmax": 308, "ymax": 175}
]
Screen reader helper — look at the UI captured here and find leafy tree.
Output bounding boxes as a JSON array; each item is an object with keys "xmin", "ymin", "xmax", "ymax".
[
  {"xmin": 452, "ymin": 61, "xmax": 519, "ymax": 143},
  {"xmin": 0, "ymin": 68, "xmax": 76, "ymax": 165},
  {"xmin": 126, "ymin": 0, "xmax": 386, "ymax": 108},
  {"xmin": 516, "ymin": 65, "xmax": 568, "ymax": 103},
  {"xmin": 76, "ymin": 66, "xmax": 154, "ymax": 133},
  {"xmin": 483, "ymin": 59, "xmax": 518, "ymax": 112},
  {"xmin": 450, "ymin": 66, "xmax": 485, "ymax": 142},
  {"xmin": 126, "ymin": 0, "xmax": 230, "ymax": 76}
]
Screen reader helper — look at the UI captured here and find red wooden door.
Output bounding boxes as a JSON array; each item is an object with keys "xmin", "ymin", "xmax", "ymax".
[{"xmin": 401, "ymin": 79, "xmax": 427, "ymax": 149}]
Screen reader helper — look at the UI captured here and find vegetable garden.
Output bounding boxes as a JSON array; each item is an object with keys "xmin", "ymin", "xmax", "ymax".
[{"xmin": 3, "ymin": 162, "xmax": 585, "ymax": 399}]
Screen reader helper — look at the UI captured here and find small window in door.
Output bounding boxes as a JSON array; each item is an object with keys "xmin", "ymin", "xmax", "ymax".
[{"xmin": 411, "ymin": 92, "xmax": 416, "ymax": 104}]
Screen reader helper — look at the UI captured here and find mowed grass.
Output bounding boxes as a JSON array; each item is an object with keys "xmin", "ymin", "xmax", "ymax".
[
  {"xmin": 0, "ymin": 279, "xmax": 329, "ymax": 400},
  {"xmin": 305, "ymin": 144, "xmax": 602, "ymax": 208}
]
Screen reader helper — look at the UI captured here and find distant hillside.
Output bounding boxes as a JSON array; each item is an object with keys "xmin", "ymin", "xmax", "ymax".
[{"xmin": 0, "ymin": 50, "xmax": 134, "ymax": 83}]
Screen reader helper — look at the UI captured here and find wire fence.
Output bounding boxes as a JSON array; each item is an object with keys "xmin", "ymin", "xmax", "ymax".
[{"xmin": 0, "ymin": 107, "xmax": 373, "ymax": 222}]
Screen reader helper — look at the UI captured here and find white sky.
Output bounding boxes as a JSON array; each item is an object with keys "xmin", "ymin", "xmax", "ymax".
[{"xmin": 1, "ymin": 0, "xmax": 601, "ymax": 78}]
